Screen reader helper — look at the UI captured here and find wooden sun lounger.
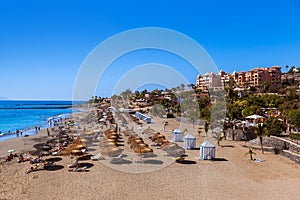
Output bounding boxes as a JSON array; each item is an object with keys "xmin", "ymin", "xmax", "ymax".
[
  {"xmin": 111, "ymin": 154, "xmax": 123, "ymax": 163},
  {"xmin": 91, "ymin": 153, "xmax": 104, "ymax": 161}
]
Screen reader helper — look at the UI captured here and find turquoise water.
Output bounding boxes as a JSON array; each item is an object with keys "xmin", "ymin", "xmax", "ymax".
[{"xmin": 0, "ymin": 100, "xmax": 83, "ymax": 141}]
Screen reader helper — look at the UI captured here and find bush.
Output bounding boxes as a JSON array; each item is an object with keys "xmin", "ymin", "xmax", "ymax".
[
  {"xmin": 167, "ymin": 113, "xmax": 175, "ymax": 118},
  {"xmin": 290, "ymin": 133, "xmax": 300, "ymax": 140}
]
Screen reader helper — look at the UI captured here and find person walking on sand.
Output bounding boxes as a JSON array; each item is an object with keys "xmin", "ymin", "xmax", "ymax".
[{"xmin": 47, "ymin": 128, "xmax": 50, "ymax": 136}]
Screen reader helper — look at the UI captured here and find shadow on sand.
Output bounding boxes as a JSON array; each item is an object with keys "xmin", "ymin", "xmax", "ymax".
[
  {"xmin": 143, "ymin": 159, "xmax": 163, "ymax": 165},
  {"xmin": 45, "ymin": 157, "xmax": 62, "ymax": 162},
  {"xmin": 87, "ymin": 148, "xmax": 97, "ymax": 152},
  {"xmin": 213, "ymin": 158, "xmax": 228, "ymax": 162},
  {"xmin": 110, "ymin": 159, "xmax": 133, "ymax": 165},
  {"xmin": 44, "ymin": 165, "xmax": 64, "ymax": 171},
  {"xmin": 79, "ymin": 162, "xmax": 94, "ymax": 168},
  {"xmin": 78, "ymin": 155, "xmax": 92, "ymax": 161},
  {"xmin": 177, "ymin": 160, "xmax": 197, "ymax": 165},
  {"xmin": 220, "ymin": 145, "xmax": 235, "ymax": 148}
]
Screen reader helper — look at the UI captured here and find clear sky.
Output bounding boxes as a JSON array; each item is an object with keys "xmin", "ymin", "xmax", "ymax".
[{"xmin": 0, "ymin": 0, "xmax": 299, "ymax": 100}]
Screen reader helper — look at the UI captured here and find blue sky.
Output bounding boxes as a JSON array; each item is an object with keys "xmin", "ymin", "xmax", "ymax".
[{"xmin": 0, "ymin": 0, "xmax": 299, "ymax": 100}]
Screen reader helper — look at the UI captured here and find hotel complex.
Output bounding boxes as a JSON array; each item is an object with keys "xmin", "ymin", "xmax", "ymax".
[{"xmin": 196, "ymin": 66, "xmax": 282, "ymax": 91}]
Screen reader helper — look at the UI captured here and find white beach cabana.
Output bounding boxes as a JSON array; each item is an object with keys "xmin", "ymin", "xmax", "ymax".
[
  {"xmin": 172, "ymin": 129, "xmax": 183, "ymax": 142},
  {"xmin": 200, "ymin": 140, "xmax": 215, "ymax": 160},
  {"xmin": 183, "ymin": 133, "xmax": 196, "ymax": 150}
]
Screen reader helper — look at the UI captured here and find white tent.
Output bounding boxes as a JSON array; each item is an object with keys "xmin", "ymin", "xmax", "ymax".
[
  {"xmin": 245, "ymin": 114, "xmax": 265, "ymax": 119},
  {"xmin": 200, "ymin": 140, "xmax": 215, "ymax": 160},
  {"xmin": 184, "ymin": 133, "xmax": 196, "ymax": 150},
  {"xmin": 172, "ymin": 129, "xmax": 183, "ymax": 142}
]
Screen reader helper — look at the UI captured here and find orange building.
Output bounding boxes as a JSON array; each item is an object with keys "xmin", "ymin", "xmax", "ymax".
[
  {"xmin": 196, "ymin": 66, "xmax": 282, "ymax": 90},
  {"xmin": 233, "ymin": 66, "xmax": 281, "ymax": 87}
]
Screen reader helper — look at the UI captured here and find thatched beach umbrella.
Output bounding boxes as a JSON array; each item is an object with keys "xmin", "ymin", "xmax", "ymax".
[{"xmin": 101, "ymin": 146, "xmax": 123, "ymax": 157}]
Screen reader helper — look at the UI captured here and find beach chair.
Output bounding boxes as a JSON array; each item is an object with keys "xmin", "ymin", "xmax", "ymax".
[
  {"xmin": 174, "ymin": 157, "xmax": 185, "ymax": 163},
  {"xmin": 111, "ymin": 154, "xmax": 123, "ymax": 163},
  {"xmin": 68, "ymin": 159, "xmax": 78, "ymax": 168},
  {"xmin": 52, "ymin": 149, "xmax": 62, "ymax": 156},
  {"xmin": 91, "ymin": 153, "xmax": 104, "ymax": 161},
  {"xmin": 132, "ymin": 157, "xmax": 144, "ymax": 164},
  {"xmin": 68, "ymin": 166, "xmax": 88, "ymax": 172}
]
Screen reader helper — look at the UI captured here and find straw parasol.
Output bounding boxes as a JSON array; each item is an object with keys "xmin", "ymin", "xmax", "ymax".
[
  {"xmin": 61, "ymin": 137, "xmax": 87, "ymax": 156},
  {"xmin": 101, "ymin": 146, "xmax": 123, "ymax": 157}
]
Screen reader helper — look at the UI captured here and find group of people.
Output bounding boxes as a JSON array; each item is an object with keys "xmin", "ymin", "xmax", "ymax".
[
  {"xmin": 26, "ymin": 161, "xmax": 55, "ymax": 174},
  {"xmin": 5, "ymin": 153, "xmax": 17, "ymax": 162}
]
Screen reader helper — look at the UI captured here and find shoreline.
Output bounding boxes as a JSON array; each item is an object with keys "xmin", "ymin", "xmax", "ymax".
[
  {"xmin": 0, "ymin": 101, "xmax": 85, "ymax": 142},
  {"xmin": 0, "ymin": 113, "xmax": 70, "ymax": 142}
]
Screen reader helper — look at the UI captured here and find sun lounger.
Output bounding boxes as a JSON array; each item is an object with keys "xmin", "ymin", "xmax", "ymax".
[
  {"xmin": 52, "ymin": 149, "xmax": 62, "ymax": 156},
  {"xmin": 91, "ymin": 153, "xmax": 104, "ymax": 161},
  {"xmin": 132, "ymin": 157, "xmax": 144, "ymax": 164},
  {"xmin": 68, "ymin": 159, "xmax": 78, "ymax": 168},
  {"xmin": 111, "ymin": 154, "xmax": 123, "ymax": 163}
]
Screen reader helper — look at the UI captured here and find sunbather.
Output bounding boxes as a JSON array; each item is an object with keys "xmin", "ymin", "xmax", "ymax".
[
  {"xmin": 26, "ymin": 163, "xmax": 40, "ymax": 174},
  {"xmin": 6, "ymin": 153, "xmax": 14, "ymax": 162},
  {"xmin": 68, "ymin": 166, "xmax": 88, "ymax": 172},
  {"xmin": 17, "ymin": 154, "xmax": 30, "ymax": 163},
  {"xmin": 30, "ymin": 157, "xmax": 43, "ymax": 164}
]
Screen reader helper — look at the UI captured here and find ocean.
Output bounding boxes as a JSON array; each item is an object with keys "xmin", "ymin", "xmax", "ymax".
[{"xmin": 0, "ymin": 100, "xmax": 83, "ymax": 141}]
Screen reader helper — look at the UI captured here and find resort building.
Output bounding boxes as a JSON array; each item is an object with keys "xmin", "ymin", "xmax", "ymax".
[
  {"xmin": 196, "ymin": 70, "xmax": 230, "ymax": 91},
  {"xmin": 232, "ymin": 66, "xmax": 282, "ymax": 87},
  {"xmin": 196, "ymin": 66, "xmax": 282, "ymax": 90}
]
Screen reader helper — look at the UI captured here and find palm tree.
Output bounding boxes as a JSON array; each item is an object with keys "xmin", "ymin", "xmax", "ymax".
[
  {"xmin": 245, "ymin": 148, "xmax": 256, "ymax": 160},
  {"xmin": 256, "ymin": 123, "xmax": 266, "ymax": 154},
  {"xmin": 213, "ymin": 131, "xmax": 223, "ymax": 146},
  {"xmin": 180, "ymin": 83, "xmax": 185, "ymax": 91}
]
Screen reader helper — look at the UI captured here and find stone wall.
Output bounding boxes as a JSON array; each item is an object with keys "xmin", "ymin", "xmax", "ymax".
[
  {"xmin": 269, "ymin": 136, "xmax": 300, "ymax": 153},
  {"xmin": 248, "ymin": 136, "xmax": 300, "ymax": 164},
  {"xmin": 282, "ymin": 150, "xmax": 300, "ymax": 164}
]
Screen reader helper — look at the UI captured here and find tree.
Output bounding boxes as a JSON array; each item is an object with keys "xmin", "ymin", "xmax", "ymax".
[
  {"xmin": 245, "ymin": 148, "xmax": 256, "ymax": 160},
  {"xmin": 204, "ymin": 121, "xmax": 209, "ymax": 137},
  {"xmin": 265, "ymin": 117, "xmax": 286, "ymax": 136},
  {"xmin": 287, "ymin": 110, "xmax": 300, "ymax": 127},
  {"xmin": 150, "ymin": 104, "xmax": 165, "ymax": 118},
  {"xmin": 180, "ymin": 83, "xmax": 185, "ymax": 91},
  {"xmin": 121, "ymin": 89, "xmax": 132, "ymax": 98},
  {"xmin": 260, "ymin": 81, "xmax": 269, "ymax": 93},
  {"xmin": 256, "ymin": 123, "xmax": 266, "ymax": 154},
  {"xmin": 212, "ymin": 130, "xmax": 223, "ymax": 146}
]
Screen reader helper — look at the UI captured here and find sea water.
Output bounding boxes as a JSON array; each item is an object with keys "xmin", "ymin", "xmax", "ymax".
[{"xmin": 0, "ymin": 100, "xmax": 83, "ymax": 141}]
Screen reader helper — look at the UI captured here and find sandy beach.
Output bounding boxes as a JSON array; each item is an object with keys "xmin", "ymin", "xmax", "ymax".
[{"xmin": 1, "ymin": 112, "xmax": 300, "ymax": 200}]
